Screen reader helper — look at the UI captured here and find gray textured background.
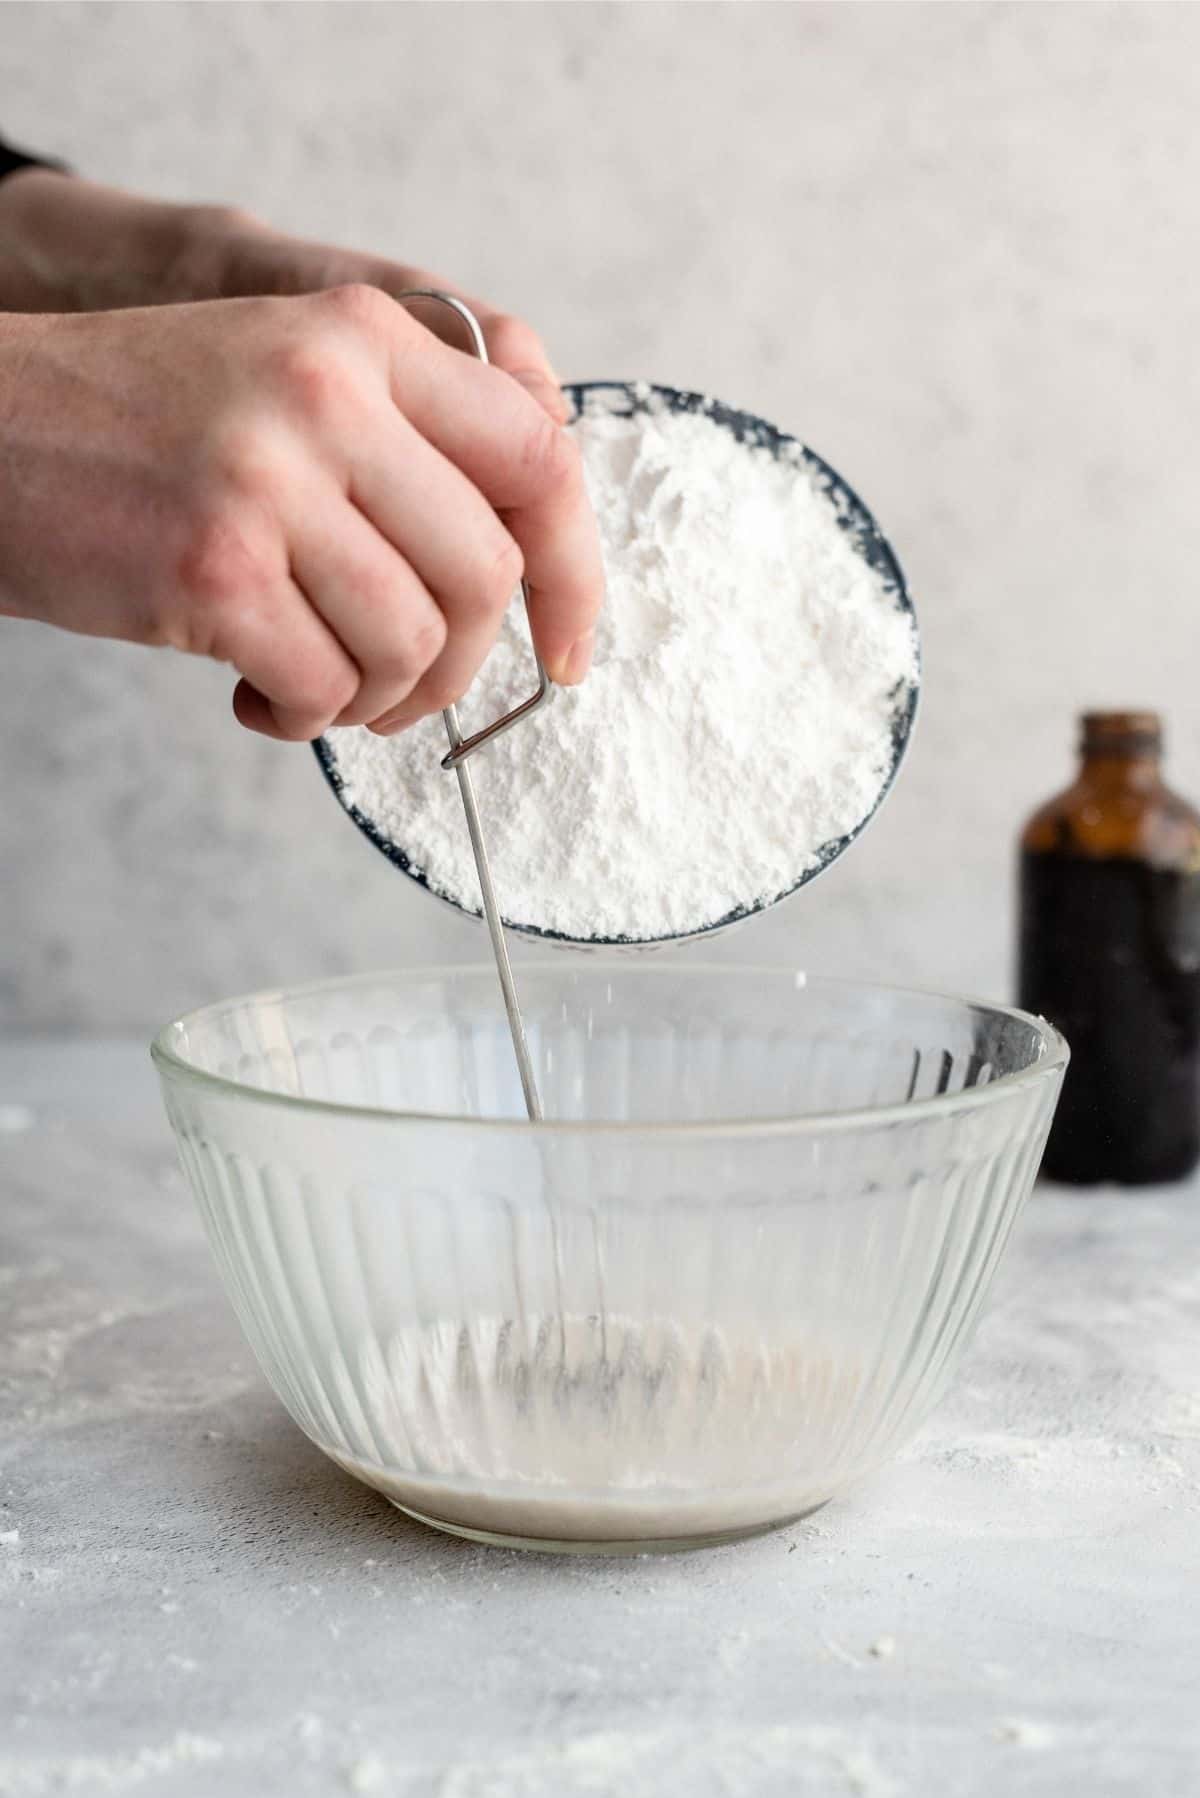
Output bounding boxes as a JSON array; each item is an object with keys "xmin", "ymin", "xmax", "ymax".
[{"xmin": 3, "ymin": 0, "xmax": 1199, "ymax": 1033}]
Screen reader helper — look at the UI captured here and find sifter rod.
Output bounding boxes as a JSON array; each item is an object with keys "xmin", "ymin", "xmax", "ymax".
[
  {"xmin": 397, "ymin": 287, "xmax": 547, "ymax": 1123},
  {"xmin": 443, "ymin": 701, "xmax": 543, "ymax": 1121}
]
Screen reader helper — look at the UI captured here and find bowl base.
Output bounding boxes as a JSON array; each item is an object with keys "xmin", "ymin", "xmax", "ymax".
[{"xmin": 388, "ymin": 1497, "xmax": 826, "ymax": 1556}]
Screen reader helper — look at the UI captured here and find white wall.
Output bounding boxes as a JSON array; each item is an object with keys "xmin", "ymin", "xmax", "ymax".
[{"xmin": 3, "ymin": 0, "xmax": 1198, "ymax": 1031}]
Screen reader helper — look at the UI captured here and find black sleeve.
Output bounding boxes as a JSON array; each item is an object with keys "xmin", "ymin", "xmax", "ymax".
[{"xmin": 0, "ymin": 134, "xmax": 67, "ymax": 182}]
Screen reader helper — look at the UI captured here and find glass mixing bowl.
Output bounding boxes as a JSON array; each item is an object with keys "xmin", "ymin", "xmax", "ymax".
[{"xmin": 153, "ymin": 966, "xmax": 1066, "ymax": 1554}]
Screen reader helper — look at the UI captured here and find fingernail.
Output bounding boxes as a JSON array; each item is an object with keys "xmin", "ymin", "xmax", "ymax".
[
  {"xmin": 551, "ymin": 631, "xmax": 594, "ymax": 686},
  {"xmin": 367, "ymin": 707, "xmax": 410, "ymax": 736},
  {"xmin": 511, "ymin": 368, "xmax": 569, "ymax": 422}
]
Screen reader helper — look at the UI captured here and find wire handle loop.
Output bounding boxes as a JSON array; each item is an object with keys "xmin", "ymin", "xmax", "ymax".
[
  {"xmin": 396, "ymin": 289, "xmax": 547, "ymax": 1121},
  {"xmin": 396, "ymin": 289, "xmax": 552, "ymax": 771}
]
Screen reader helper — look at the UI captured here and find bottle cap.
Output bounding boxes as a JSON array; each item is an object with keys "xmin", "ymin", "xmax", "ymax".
[{"xmin": 1080, "ymin": 711, "xmax": 1162, "ymax": 756}]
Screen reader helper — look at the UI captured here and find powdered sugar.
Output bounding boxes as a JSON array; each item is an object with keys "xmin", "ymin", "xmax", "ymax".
[
  {"xmin": 332, "ymin": 1312, "xmax": 866, "ymax": 1544},
  {"xmin": 324, "ymin": 388, "xmax": 917, "ymax": 943}
]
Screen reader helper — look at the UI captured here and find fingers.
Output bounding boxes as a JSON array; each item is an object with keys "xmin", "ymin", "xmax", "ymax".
[
  {"xmin": 218, "ymin": 283, "xmax": 602, "ymax": 745},
  {"xmin": 195, "ymin": 220, "xmax": 571, "ymax": 424},
  {"xmin": 382, "ymin": 281, "xmax": 569, "ymax": 422},
  {"xmin": 340, "ymin": 403, "xmax": 524, "ymax": 729},
  {"xmin": 285, "ymin": 476, "xmax": 448, "ymax": 726},
  {"xmin": 479, "ymin": 311, "xmax": 569, "ymax": 424},
  {"xmin": 383, "ymin": 326, "xmax": 604, "ymax": 682},
  {"xmin": 264, "ymin": 400, "xmax": 529, "ymax": 736},
  {"xmin": 221, "ymin": 574, "xmax": 360, "ymax": 741},
  {"xmin": 504, "ymin": 464, "xmax": 602, "ymax": 687},
  {"xmin": 232, "ymin": 679, "xmax": 301, "ymax": 740},
  {"xmin": 169, "ymin": 496, "xmax": 361, "ymax": 741}
]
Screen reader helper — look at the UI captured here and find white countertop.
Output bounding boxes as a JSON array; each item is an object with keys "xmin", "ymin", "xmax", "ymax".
[{"xmin": 2, "ymin": 1040, "xmax": 1197, "ymax": 1797}]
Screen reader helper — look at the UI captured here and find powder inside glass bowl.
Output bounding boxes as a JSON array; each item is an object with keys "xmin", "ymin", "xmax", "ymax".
[{"xmin": 325, "ymin": 1312, "xmax": 866, "ymax": 1544}]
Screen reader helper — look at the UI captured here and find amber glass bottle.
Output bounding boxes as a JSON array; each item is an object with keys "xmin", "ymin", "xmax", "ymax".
[{"xmin": 1018, "ymin": 712, "xmax": 1200, "ymax": 1185}]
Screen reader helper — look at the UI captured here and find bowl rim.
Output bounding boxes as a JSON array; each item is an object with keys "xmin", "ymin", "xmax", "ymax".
[{"xmin": 150, "ymin": 964, "xmax": 1069, "ymax": 1138}]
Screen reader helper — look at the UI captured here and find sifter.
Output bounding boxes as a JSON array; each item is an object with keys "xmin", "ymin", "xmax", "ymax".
[
  {"xmin": 387, "ymin": 290, "xmax": 552, "ymax": 1122},
  {"xmin": 315, "ymin": 295, "xmax": 920, "ymax": 1123}
]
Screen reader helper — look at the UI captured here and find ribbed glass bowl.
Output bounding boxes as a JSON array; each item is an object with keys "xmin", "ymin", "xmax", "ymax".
[{"xmin": 153, "ymin": 966, "xmax": 1066, "ymax": 1554}]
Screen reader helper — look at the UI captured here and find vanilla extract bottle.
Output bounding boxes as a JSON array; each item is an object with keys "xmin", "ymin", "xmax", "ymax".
[{"xmin": 1018, "ymin": 712, "xmax": 1200, "ymax": 1185}]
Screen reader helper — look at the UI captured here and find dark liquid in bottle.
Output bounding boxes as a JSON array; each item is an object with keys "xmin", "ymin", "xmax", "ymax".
[{"xmin": 1019, "ymin": 852, "xmax": 1200, "ymax": 1184}]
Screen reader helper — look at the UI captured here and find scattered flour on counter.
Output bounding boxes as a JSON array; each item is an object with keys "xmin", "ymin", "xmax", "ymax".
[
  {"xmin": 325, "ymin": 390, "xmax": 917, "ymax": 942},
  {"xmin": 994, "ymin": 1718, "xmax": 1057, "ymax": 1749},
  {"xmin": 339, "ymin": 1724, "xmax": 897, "ymax": 1798},
  {"xmin": 345, "ymin": 1754, "xmax": 387, "ymax": 1794},
  {"xmin": 0, "ymin": 1732, "xmax": 225, "ymax": 1795}
]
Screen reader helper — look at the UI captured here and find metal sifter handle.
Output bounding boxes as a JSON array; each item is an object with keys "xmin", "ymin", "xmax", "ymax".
[{"xmin": 397, "ymin": 288, "xmax": 550, "ymax": 1122}]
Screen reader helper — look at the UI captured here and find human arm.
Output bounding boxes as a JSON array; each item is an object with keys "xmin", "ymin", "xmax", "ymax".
[
  {"xmin": 0, "ymin": 165, "xmax": 567, "ymax": 421},
  {"xmin": 0, "ymin": 163, "xmax": 600, "ymax": 736},
  {"xmin": 0, "ymin": 285, "xmax": 601, "ymax": 738}
]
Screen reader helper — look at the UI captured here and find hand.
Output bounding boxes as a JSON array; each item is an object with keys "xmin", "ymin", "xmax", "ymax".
[
  {"xmin": 176, "ymin": 204, "xmax": 572, "ymax": 431},
  {"xmin": 0, "ymin": 286, "xmax": 603, "ymax": 739},
  {"xmin": 0, "ymin": 168, "xmax": 567, "ymax": 422}
]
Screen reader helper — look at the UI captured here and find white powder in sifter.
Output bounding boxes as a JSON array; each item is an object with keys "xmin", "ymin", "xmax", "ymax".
[{"xmin": 325, "ymin": 390, "xmax": 918, "ymax": 942}]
